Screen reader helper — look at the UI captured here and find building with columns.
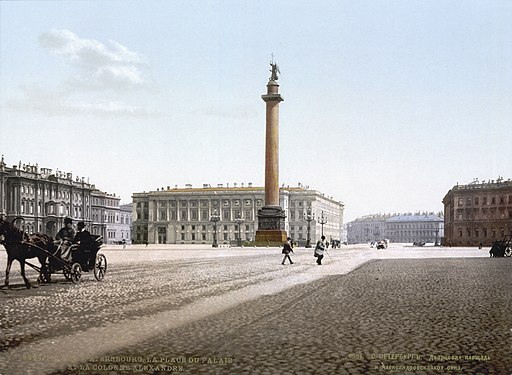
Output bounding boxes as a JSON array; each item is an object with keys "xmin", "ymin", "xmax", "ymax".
[
  {"xmin": 132, "ymin": 184, "xmax": 344, "ymax": 245},
  {"xmin": 0, "ymin": 156, "xmax": 131, "ymax": 243},
  {"xmin": 346, "ymin": 212, "xmax": 444, "ymax": 245},
  {"xmin": 386, "ymin": 214, "xmax": 444, "ymax": 245},
  {"xmin": 443, "ymin": 178, "xmax": 512, "ymax": 247}
]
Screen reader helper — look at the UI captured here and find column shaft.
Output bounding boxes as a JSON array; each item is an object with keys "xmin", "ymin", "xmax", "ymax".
[{"xmin": 265, "ymin": 100, "xmax": 280, "ymax": 206}]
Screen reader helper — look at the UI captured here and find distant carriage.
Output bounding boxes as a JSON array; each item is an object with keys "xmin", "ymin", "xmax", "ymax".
[
  {"xmin": 489, "ymin": 235, "xmax": 512, "ymax": 257},
  {"xmin": 1, "ymin": 217, "xmax": 107, "ymax": 288},
  {"xmin": 376, "ymin": 239, "xmax": 389, "ymax": 249}
]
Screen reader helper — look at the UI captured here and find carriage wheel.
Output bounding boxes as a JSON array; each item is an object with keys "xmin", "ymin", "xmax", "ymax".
[
  {"xmin": 63, "ymin": 268, "xmax": 72, "ymax": 281},
  {"xmin": 94, "ymin": 254, "xmax": 107, "ymax": 281},
  {"xmin": 505, "ymin": 247, "xmax": 512, "ymax": 257},
  {"xmin": 70, "ymin": 263, "xmax": 82, "ymax": 284}
]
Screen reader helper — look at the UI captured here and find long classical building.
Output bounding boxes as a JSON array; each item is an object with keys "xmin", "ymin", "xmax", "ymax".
[
  {"xmin": 347, "ymin": 212, "xmax": 444, "ymax": 245},
  {"xmin": 443, "ymin": 178, "xmax": 512, "ymax": 247},
  {"xmin": 346, "ymin": 214, "xmax": 391, "ymax": 244},
  {"xmin": 132, "ymin": 184, "xmax": 344, "ymax": 245},
  {"xmin": 0, "ymin": 156, "xmax": 131, "ymax": 244}
]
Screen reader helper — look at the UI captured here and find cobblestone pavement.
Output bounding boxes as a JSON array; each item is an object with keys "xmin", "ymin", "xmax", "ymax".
[{"xmin": 1, "ymin": 244, "xmax": 509, "ymax": 374}]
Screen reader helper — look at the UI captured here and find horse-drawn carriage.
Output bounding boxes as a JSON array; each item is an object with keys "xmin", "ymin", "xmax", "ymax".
[
  {"xmin": 489, "ymin": 235, "xmax": 512, "ymax": 257},
  {"xmin": 48, "ymin": 235, "xmax": 107, "ymax": 284},
  {"xmin": 1, "ymin": 217, "xmax": 107, "ymax": 288}
]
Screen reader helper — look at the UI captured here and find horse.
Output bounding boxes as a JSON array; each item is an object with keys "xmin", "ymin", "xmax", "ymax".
[{"xmin": 0, "ymin": 217, "xmax": 54, "ymax": 289}]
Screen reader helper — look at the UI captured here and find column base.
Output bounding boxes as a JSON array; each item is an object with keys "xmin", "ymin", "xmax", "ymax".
[{"xmin": 254, "ymin": 230, "xmax": 288, "ymax": 247}]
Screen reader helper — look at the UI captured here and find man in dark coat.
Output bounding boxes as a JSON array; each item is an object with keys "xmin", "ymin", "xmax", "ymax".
[
  {"xmin": 281, "ymin": 237, "xmax": 294, "ymax": 265},
  {"xmin": 73, "ymin": 221, "xmax": 92, "ymax": 247},
  {"xmin": 73, "ymin": 221, "xmax": 95, "ymax": 268}
]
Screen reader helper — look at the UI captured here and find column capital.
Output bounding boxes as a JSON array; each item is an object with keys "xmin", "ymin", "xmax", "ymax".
[{"xmin": 261, "ymin": 94, "xmax": 284, "ymax": 102}]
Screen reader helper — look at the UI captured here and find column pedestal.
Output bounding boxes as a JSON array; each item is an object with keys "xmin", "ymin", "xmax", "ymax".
[{"xmin": 255, "ymin": 205, "xmax": 287, "ymax": 246}]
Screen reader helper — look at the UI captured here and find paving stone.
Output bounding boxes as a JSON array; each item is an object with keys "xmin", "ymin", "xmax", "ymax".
[{"xmin": 0, "ymin": 246, "xmax": 510, "ymax": 374}]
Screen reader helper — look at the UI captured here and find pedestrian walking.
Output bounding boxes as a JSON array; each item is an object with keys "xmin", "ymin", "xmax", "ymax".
[
  {"xmin": 314, "ymin": 235, "xmax": 326, "ymax": 265},
  {"xmin": 281, "ymin": 237, "xmax": 294, "ymax": 265}
]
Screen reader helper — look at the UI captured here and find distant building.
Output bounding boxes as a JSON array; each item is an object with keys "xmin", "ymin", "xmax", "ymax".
[
  {"xmin": 346, "ymin": 214, "xmax": 390, "ymax": 244},
  {"xmin": 346, "ymin": 212, "xmax": 444, "ymax": 245},
  {"xmin": 90, "ymin": 190, "xmax": 132, "ymax": 244},
  {"xmin": 132, "ymin": 184, "xmax": 344, "ymax": 245},
  {"xmin": 386, "ymin": 214, "xmax": 444, "ymax": 244},
  {"xmin": 0, "ymin": 156, "xmax": 130, "ymax": 243},
  {"xmin": 443, "ymin": 178, "xmax": 512, "ymax": 246}
]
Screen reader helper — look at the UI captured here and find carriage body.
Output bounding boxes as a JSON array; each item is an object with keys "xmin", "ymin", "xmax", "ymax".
[
  {"xmin": 48, "ymin": 235, "xmax": 107, "ymax": 283},
  {"xmin": 489, "ymin": 235, "xmax": 512, "ymax": 257}
]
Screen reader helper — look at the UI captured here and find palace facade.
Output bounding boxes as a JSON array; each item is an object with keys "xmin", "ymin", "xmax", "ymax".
[
  {"xmin": 346, "ymin": 213, "xmax": 444, "ymax": 245},
  {"xmin": 443, "ymin": 178, "xmax": 512, "ymax": 246},
  {"xmin": 132, "ymin": 184, "xmax": 344, "ymax": 245},
  {"xmin": 0, "ymin": 156, "xmax": 131, "ymax": 244}
]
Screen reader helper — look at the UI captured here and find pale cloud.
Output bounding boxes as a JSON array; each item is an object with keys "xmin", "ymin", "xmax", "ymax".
[
  {"xmin": 5, "ymin": 29, "xmax": 157, "ymax": 118},
  {"xmin": 39, "ymin": 29, "xmax": 147, "ymax": 90},
  {"xmin": 65, "ymin": 65, "xmax": 145, "ymax": 92},
  {"xmin": 7, "ymin": 86, "xmax": 159, "ymax": 118}
]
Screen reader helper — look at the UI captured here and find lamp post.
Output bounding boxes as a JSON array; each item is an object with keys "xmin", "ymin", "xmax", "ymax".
[
  {"xmin": 210, "ymin": 209, "xmax": 220, "ymax": 248},
  {"xmin": 304, "ymin": 206, "xmax": 315, "ymax": 248},
  {"xmin": 319, "ymin": 210, "xmax": 327, "ymax": 237},
  {"xmin": 235, "ymin": 213, "xmax": 245, "ymax": 247}
]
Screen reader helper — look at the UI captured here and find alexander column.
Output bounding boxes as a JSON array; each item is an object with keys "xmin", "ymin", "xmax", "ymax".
[{"xmin": 255, "ymin": 61, "xmax": 288, "ymax": 246}]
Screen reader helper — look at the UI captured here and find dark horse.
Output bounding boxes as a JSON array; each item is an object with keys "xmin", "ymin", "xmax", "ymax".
[{"xmin": 0, "ymin": 217, "xmax": 54, "ymax": 289}]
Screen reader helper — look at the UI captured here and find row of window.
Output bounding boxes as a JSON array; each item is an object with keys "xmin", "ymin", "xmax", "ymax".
[
  {"xmin": 137, "ymin": 199, "xmax": 263, "ymax": 209},
  {"xmin": 19, "ymin": 201, "xmax": 87, "ymax": 218},
  {"xmin": 20, "ymin": 185, "xmax": 90, "ymax": 203},
  {"xmin": 17, "ymin": 204, "xmax": 130, "ymax": 225},
  {"xmin": 388, "ymin": 230, "xmax": 439, "ymax": 236},
  {"xmin": 457, "ymin": 195, "xmax": 512, "ymax": 206},
  {"xmin": 288, "ymin": 211, "xmax": 335, "ymax": 221},
  {"xmin": 142, "ymin": 209, "xmax": 255, "ymax": 222},
  {"xmin": 19, "ymin": 185, "xmax": 119, "ymax": 207},
  {"xmin": 358, "ymin": 223, "xmax": 440, "ymax": 229},
  {"xmin": 455, "ymin": 209, "xmax": 512, "ymax": 220},
  {"xmin": 106, "ymin": 230, "xmax": 130, "ymax": 239},
  {"xmin": 457, "ymin": 228, "xmax": 512, "ymax": 238},
  {"xmin": 387, "ymin": 223, "xmax": 440, "ymax": 229},
  {"xmin": 174, "ymin": 232, "xmax": 249, "ymax": 241},
  {"xmin": 173, "ymin": 224, "xmax": 252, "ymax": 231}
]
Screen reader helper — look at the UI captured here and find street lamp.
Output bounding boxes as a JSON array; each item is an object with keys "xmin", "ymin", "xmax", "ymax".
[
  {"xmin": 319, "ymin": 210, "xmax": 327, "ymax": 237},
  {"xmin": 304, "ymin": 206, "xmax": 315, "ymax": 248},
  {"xmin": 210, "ymin": 209, "xmax": 220, "ymax": 248},
  {"xmin": 235, "ymin": 213, "xmax": 245, "ymax": 247}
]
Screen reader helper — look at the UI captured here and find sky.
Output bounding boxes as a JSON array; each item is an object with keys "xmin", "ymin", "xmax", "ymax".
[{"xmin": 1, "ymin": 0, "xmax": 511, "ymax": 222}]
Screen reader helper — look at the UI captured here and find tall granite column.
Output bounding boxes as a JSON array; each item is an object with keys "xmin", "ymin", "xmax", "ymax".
[{"xmin": 255, "ymin": 62, "xmax": 288, "ymax": 246}]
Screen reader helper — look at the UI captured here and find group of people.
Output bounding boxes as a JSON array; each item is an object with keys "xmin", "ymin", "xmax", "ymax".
[
  {"xmin": 281, "ymin": 235, "xmax": 328, "ymax": 265},
  {"xmin": 55, "ymin": 218, "xmax": 92, "ymax": 262}
]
